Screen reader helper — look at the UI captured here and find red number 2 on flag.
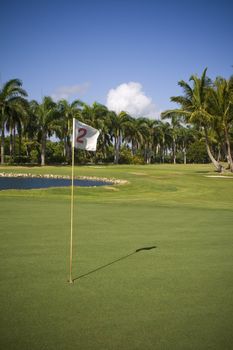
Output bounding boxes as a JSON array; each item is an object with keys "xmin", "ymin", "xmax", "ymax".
[{"xmin": 76, "ymin": 128, "xmax": 87, "ymax": 143}]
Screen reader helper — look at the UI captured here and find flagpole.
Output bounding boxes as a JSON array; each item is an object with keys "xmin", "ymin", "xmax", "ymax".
[{"xmin": 69, "ymin": 118, "xmax": 75, "ymax": 284}]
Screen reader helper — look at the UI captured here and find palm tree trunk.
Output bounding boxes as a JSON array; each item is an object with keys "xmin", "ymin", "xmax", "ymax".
[
  {"xmin": 224, "ymin": 126, "xmax": 233, "ymax": 172},
  {"xmin": 9, "ymin": 126, "xmax": 13, "ymax": 161},
  {"xmin": 66, "ymin": 136, "xmax": 72, "ymax": 164},
  {"xmin": 114, "ymin": 136, "xmax": 120, "ymax": 164},
  {"xmin": 183, "ymin": 141, "xmax": 187, "ymax": 164},
  {"xmin": 204, "ymin": 127, "xmax": 223, "ymax": 172},
  {"xmin": 173, "ymin": 136, "xmax": 176, "ymax": 164},
  {"xmin": 18, "ymin": 133, "xmax": 22, "ymax": 163},
  {"xmin": 63, "ymin": 137, "xmax": 67, "ymax": 158},
  {"xmin": 114, "ymin": 130, "xmax": 121, "ymax": 164},
  {"xmin": 217, "ymin": 147, "xmax": 221, "ymax": 162},
  {"xmin": 41, "ymin": 132, "xmax": 46, "ymax": 166},
  {"xmin": 13, "ymin": 126, "xmax": 16, "ymax": 161},
  {"xmin": 132, "ymin": 140, "xmax": 137, "ymax": 156},
  {"xmin": 1, "ymin": 127, "xmax": 5, "ymax": 165},
  {"xmin": 146, "ymin": 143, "xmax": 152, "ymax": 164},
  {"xmin": 162, "ymin": 138, "xmax": 165, "ymax": 163}
]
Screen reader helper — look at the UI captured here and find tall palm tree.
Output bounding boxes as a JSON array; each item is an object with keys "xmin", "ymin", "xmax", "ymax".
[
  {"xmin": 5, "ymin": 98, "xmax": 28, "ymax": 161},
  {"xmin": 31, "ymin": 96, "xmax": 59, "ymax": 166},
  {"xmin": 0, "ymin": 79, "xmax": 28, "ymax": 164},
  {"xmin": 124, "ymin": 117, "xmax": 149, "ymax": 156},
  {"xmin": 81, "ymin": 102, "xmax": 110, "ymax": 162},
  {"xmin": 107, "ymin": 111, "xmax": 132, "ymax": 164},
  {"xmin": 151, "ymin": 120, "xmax": 162, "ymax": 162},
  {"xmin": 162, "ymin": 68, "xmax": 223, "ymax": 172},
  {"xmin": 177, "ymin": 125, "xmax": 195, "ymax": 164},
  {"xmin": 138, "ymin": 118, "xmax": 156, "ymax": 164},
  {"xmin": 161, "ymin": 114, "xmax": 181, "ymax": 164},
  {"xmin": 208, "ymin": 76, "xmax": 233, "ymax": 172},
  {"xmin": 154, "ymin": 120, "xmax": 172, "ymax": 163},
  {"xmin": 170, "ymin": 116, "xmax": 181, "ymax": 164},
  {"xmin": 56, "ymin": 99, "xmax": 83, "ymax": 162},
  {"xmin": 81, "ymin": 102, "xmax": 108, "ymax": 127}
]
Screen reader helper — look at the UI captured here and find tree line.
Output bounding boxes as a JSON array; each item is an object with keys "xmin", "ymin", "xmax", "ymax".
[{"xmin": 0, "ymin": 69, "xmax": 232, "ymax": 172}]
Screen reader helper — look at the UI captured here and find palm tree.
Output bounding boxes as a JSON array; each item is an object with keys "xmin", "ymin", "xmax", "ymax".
[
  {"xmin": 56, "ymin": 99, "xmax": 83, "ymax": 162},
  {"xmin": 151, "ymin": 120, "xmax": 162, "ymax": 162},
  {"xmin": 81, "ymin": 102, "xmax": 108, "ymax": 127},
  {"xmin": 177, "ymin": 125, "xmax": 195, "ymax": 164},
  {"xmin": 162, "ymin": 68, "xmax": 223, "ymax": 172},
  {"xmin": 138, "ymin": 118, "xmax": 156, "ymax": 164},
  {"xmin": 5, "ymin": 99, "xmax": 28, "ymax": 161},
  {"xmin": 0, "ymin": 79, "xmax": 28, "ymax": 164},
  {"xmin": 31, "ymin": 96, "xmax": 59, "ymax": 166},
  {"xmin": 170, "ymin": 116, "xmax": 181, "ymax": 164},
  {"xmin": 124, "ymin": 117, "xmax": 149, "ymax": 156},
  {"xmin": 161, "ymin": 115, "xmax": 181, "ymax": 164},
  {"xmin": 107, "ymin": 111, "xmax": 132, "ymax": 164},
  {"xmin": 80, "ymin": 102, "xmax": 110, "ymax": 162},
  {"xmin": 154, "ymin": 120, "xmax": 172, "ymax": 163},
  {"xmin": 208, "ymin": 76, "xmax": 233, "ymax": 172}
]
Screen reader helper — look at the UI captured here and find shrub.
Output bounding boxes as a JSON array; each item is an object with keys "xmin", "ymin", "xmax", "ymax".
[
  {"xmin": 119, "ymin": 148, "xmax": 133, "ymax": 164},
  {"xmin": 187, "ymin": 140, "xmax": 209, "ymax": 163},
  {"xmin": 132, "ymin": 155, "xmax": 145, "ymax": 164},
  {"xmin": 46, "ymin": 141, "xmax": 65, "ymax": 164}
]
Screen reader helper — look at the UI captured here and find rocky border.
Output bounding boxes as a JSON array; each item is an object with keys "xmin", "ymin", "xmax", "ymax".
[{"xmin": 0, "ymin": 172, "xmax": 128, "ymax": 186}]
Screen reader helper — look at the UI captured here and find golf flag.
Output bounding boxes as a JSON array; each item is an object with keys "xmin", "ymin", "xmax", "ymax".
[
  {"xmin": 69, "ymin": 119, "xmax": 100, "ymax": 284},
  {"xmin": 73, "ymin": 120, "xmax": 100, "ymax": 151}
]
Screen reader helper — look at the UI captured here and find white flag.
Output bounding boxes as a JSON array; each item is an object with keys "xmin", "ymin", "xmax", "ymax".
[{"xmin": 73, "ymin": 120, "xmax": 100, "ymax": 151}]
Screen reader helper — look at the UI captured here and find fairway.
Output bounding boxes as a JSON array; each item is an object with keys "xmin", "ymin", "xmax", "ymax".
[{"xmin": 0, "ymin": 164, "xmax": 233, "ymax": 350}]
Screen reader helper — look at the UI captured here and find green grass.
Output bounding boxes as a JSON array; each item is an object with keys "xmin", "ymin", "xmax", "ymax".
[{"xmin": 0, "ymin": 164, "xmax": 233, "ymax": 349}]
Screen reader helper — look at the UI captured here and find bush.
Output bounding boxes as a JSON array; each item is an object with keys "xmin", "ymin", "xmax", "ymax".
[
  {"xmin": 187, "ymin": 140, "xmax": 209, "ymax": 163},
  {"xmin": 3, "ymin": 155, "xmax": 11, "ymax": 164},
  {"xmin": 176, "ymin": 152, "xmax": 185, "ymax": 164},
  {"xmin": 30, "ymin": 150, "xmax": 40, "ymax": 164},
  {"xmin": 14, "ymin": 156, "xmax": 31, "ymax": 164},
  {"xmin": 132, "ymin": 155, "xmax": 145, "ymax": 164},
  {"xmin": 46, "ymin": 141, "xmax": 65, "ymax": 164},
  {"xmin": 119, "ymin": 148, "xmax": 133, "ymax": 164}
]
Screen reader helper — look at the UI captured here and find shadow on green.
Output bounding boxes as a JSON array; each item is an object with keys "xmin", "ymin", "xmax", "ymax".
[{"xmin": 72, "ymin": 246, "xmax": 157, "ymax": 282}]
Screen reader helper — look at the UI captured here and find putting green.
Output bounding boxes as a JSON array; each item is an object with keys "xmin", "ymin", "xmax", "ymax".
[{"xmin": 0, "ymin": 164, "xmax": 232, "ymax": 350}]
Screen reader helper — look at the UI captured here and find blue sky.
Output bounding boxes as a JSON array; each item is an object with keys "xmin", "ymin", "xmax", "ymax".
[{"xmin": 1, "ymin": 0, "xmax": 233, "ymax": 118}]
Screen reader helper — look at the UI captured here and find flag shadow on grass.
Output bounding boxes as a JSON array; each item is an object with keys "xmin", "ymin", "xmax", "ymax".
[{"xmin": 72, "ymin": 246, "xmax": 156, "ymax": 282}]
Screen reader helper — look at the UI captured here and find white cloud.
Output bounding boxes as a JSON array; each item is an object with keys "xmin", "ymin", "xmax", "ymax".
[
  {"xmin": 106, "ymin": 82, "xmax": 158, "ymax": 118},
  {"xmin": 51, "ymin": 82, "xmax": 90, "ymax": 101}
]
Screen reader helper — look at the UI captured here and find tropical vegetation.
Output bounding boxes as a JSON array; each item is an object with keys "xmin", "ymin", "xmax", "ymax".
[
  {"xmin": 162, "ymin": 68, "xmax": 233, "ymax": 172},
  {"xmin": 1, "ymin": 69, "xmax": 232, "ymax": 171}
]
